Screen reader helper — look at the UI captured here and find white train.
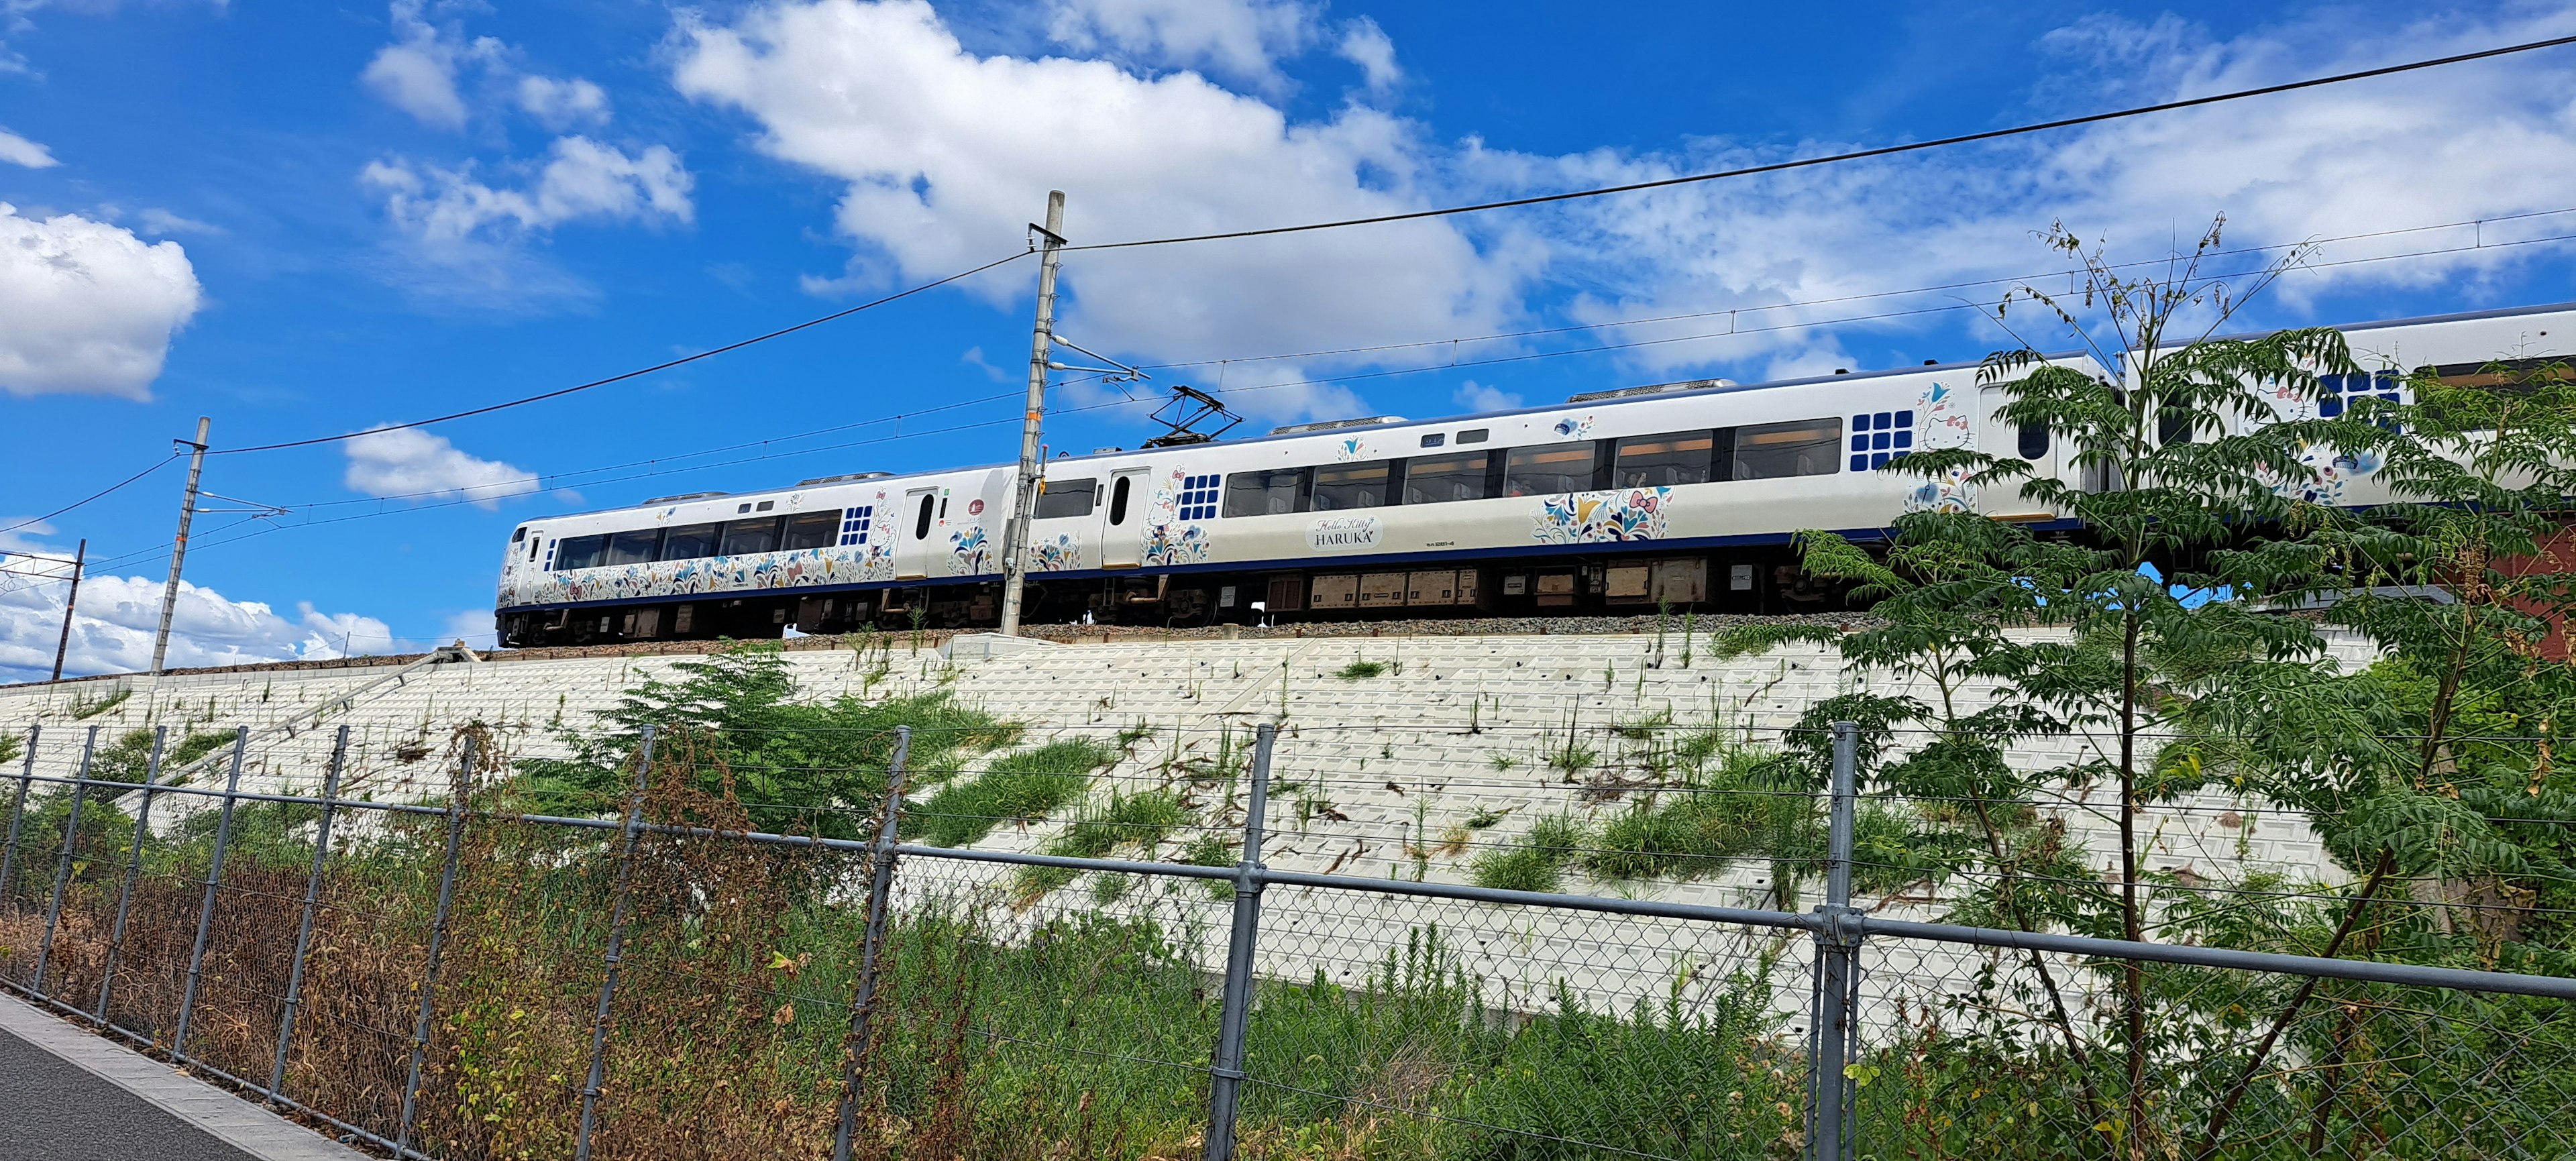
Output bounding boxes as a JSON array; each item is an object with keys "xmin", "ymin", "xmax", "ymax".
[{"xmin": 492, "ymin": 302, "xmax": 2575, "ymax": 646}]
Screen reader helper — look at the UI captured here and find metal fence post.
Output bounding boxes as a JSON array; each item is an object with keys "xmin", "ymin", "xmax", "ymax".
[
  {"xmin": 396, "ymin": 734, "xmax": 478, "ymax": 1157},
  {"xmin": 33, "ymin": 725, "xmax": 100, "ymax": 997},
  {"xmin": 1, "ymin": 725, "xmax": 38, "ymax": 911},
  {"xmin": 94, "ymin": 725, "xmax": 168, "ymax": 1025},
  {"xmin": 1805, "ymin": 720, "xmax": 1862, "ymax": 1161},
  {"xmin": 1203, "ymin": 721, "xmax": 1277, "ymax": 1161},
  {"xmin": 268, "ymin": 725, "xmax": 350, "ymax": 1102},
  {"xmin": 833, "ymin": 726, "xmax": 911, "ymax": 1161},
  {"xmin": 173, "ymin": 728, "xmax": 248, "ymax": 1058},
  {"xmin": 573, "ymin": 723, "xmax": 658, "ymax": 1161}
]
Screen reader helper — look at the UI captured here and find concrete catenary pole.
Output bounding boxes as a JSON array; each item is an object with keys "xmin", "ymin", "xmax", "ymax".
[
  {"xmin": 49, "ymin": 538, "xmax": 83, "ymax": 682},
  {"xmin": 151, "ymin": 417, "xmax": 212, "ymax": 675},
  {"xmin": 997, "ymin": 190, "xmax": 1067, "ymax": 637}
]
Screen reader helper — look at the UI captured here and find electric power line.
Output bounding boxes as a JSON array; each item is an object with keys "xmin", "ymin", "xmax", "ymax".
[
  {"xmin": 1067, "ymin": 34, "xmax": 2576, "ymax": 252},
  {"xmin": 0, "ymin": 455, "xmax": 176, "ymax": 539},
  {"xmin": 205, "ymin": 250, "xmax": 1033, "ymax": 457}
]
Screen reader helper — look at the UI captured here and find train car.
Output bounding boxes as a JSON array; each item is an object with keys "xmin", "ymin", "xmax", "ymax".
[{"xmin": 493, "ymin": 301, "xmax": 2576, "ymax": 647}]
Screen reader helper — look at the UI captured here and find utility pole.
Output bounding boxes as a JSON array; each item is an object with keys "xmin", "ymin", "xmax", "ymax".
[
  {"xmin": 152, "ymin": 417, "xmax": 211, "ymax": 676},
  {"xmin": 50, "ymin": 539, "xmax": 85, "ymax": 682},
  {"xmin": 997, "ymin": 190, "xmax": 1067, "ymax": 638}
]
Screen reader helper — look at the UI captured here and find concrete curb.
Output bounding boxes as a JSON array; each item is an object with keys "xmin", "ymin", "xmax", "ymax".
[{"xmin": 0, "ymin": 993, "xmax": 370, "ymax": 1161}]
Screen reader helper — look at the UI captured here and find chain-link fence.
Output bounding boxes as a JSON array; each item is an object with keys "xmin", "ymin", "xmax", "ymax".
[{"xmin": 0, "ymin": 717, "xmax": 2569, "ymax": 1161}]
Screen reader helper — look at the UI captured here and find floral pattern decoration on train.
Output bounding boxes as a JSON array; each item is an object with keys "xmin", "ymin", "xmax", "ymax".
[
  {"xmin": 1530, "ymin": 487, "xmax": 1671, "ymax": 544},
  {"xmin": 1140, "ymin": 467, "xmax": 1215, "ymax": 565},
  {"xmin": 948, "ymin": 524, "xmax": 993, "ymax": 575},
  {"xmin": 1028, "ymin": 533, "xmax": 1083, "ymax": 572}
]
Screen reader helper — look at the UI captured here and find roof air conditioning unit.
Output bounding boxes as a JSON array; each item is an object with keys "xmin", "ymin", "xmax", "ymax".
[
  {"xmin": 1267, "ymin": 415, "xmax": 1409, "ymax": 436},
  {"xmin": 1565, "ymin": 378, "xmax": 1737, "ymax": 404}
]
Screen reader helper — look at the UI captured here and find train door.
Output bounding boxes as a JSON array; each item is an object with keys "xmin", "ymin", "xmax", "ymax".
[
  {"xmin": 1979, "ymin": 386, "xmax": 2059, "ymax": 514},
  {"xmin": 895, "ymin": 486, "xmax": 939, "ymax": 579},
  {"xmin": 1099, "ymin": 467, "xmax": 1148, "ymax": 569}
]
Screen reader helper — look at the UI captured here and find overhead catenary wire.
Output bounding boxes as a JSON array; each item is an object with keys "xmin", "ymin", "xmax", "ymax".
[{"xmin": 1066, "ymin": 34, "xmax": 2576, "ymax": 252}]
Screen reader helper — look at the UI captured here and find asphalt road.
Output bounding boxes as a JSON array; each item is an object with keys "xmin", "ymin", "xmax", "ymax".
[{"xmin": 0, "ymin": 1028, "xmax": 260, "ymax": 1161}]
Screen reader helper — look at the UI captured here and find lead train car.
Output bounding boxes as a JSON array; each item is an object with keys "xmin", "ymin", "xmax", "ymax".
[{"xmin": 492, "ymin": 302, "xmax": 2576, "ymax": 646}]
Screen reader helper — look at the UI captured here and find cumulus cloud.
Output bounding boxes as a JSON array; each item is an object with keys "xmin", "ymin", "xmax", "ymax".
[
  {"xmin": 1512, "ymin": 8, "xmax": 2576, "ymax": 376},
  {"xmin": 1452, "ymin": 380, "xmax": 1520, "ymax": 412},
  {"xmin": 342, "ymin": 427, "xmax": 540, "ymax": 508},
  {"xmin": 358, "ymin": 2, "xmax": 619, "ymax": 133},
  {"xmin": 0, "ymin": 203, "xmax": 204, "ymax": 399},
  {"xmin": 1334, "ymin": 17, "xmax": 1399, "ymax": 95},
  {"xmin": 361, "ymin": 0, "xmax": 481, "ymax": 129},
  {"xmin": 1044, "ymin": 0, "xmax": 1319, "ymax": 92},
  {"xmin": 517, "ymin": 74, "xmax": 610, "ymax": 128},
  {"xmin": 674, "ymin": 0, "xmax": 1530, "ymax": 420},
  {"xmin": 0, "ymin": 569, "xmax": 403, "ymax": 683},
  {"xmin": 0, "ymin": 127, "xmax": 56, "ymax": 168},
  {"xmin": 365, "ymin": 136, "xmax": 692, "ymax": 245}
]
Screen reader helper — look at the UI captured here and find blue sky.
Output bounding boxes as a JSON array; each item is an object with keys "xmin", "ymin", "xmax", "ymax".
[{"xmin": 2, "ymin": 0, "xmax": 2573, "ymax": 679}]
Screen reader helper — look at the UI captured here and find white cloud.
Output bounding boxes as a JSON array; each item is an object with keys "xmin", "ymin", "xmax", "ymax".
[
  {"xmin": 342, "ymin": 426, "xmax": 541, "ymax": 508},
  {"xmin": 136, "ymin": 207, "xmax": 220, "ymax": 235},
  {"xmin": 1511, "ymin": 8, "xmax": 2576, "ymax": 377},
  {"xmin": 360, "ymin": 135, "xmax": 693, "ymax": 303},
  {"xmin": 0, "ymin": 203, "xmax": 203, "ymax": 399},
  {"xmin": 674, "ymin": 0, "xmax": 1530, "ymax": 421},
  {"xmin": 1044, "ymin": 0, "xmax": 1318, "ymax": 92},
  {"xmin": 361, "ymin": 1, "xmax": 612, "ymax": 136},
  {"xmin": 517, "ymin": 74, "xmax": 610, "ymax": 129},
  {"xmin": 1452, "ymin": 380, "xmax": 1519, "ymax": 412},
  {"xmin": 0, "ymin": 127, "xmax": 56, "ymax": 168},
  {"xmin": 361, "ymin": 0, "xmax": 476, "ymax": 129},
  {"xmin": 0, "ymin": 571, "xmax": 402, "ymax": 683},
  {"xmin": 1334, "ymin": 17, "xmax": 1398, "ymax": 95}
]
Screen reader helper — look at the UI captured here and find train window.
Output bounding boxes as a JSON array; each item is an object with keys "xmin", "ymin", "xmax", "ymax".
[
  {"xmin": 1457, "ymin": 429, "xmax": 1490, "ymax": 444},
  {"xmin": 1613, "ymin": 431, "xmax": 1717, "ymax": 488},
  {"xmin": 2157, "ymin": 405, "xmax": 2192, "ymax": 445},
  {"xmin": 660, "ymin": 523, "xmax": 722, "ymax": 560},
  {"xmin": 511, "ymin": 527, "xmax": 526, "ymax": 543},
  {"xmin": 756, "ymin": 500, "xmax": 775, "ymax": 512},
  {"xmin": 1109, "ymin": 476, "xmax": 1133, "ymax": 524},
  {"xmin": 781, "ymin": 510, "xmax": 837, "ymax": 551},
  {"xmin": 1310, "ymin": 460, "xmax": 1390, "ymax": 510},
  {"xmin": 555, "ymin": 535, "xmax": 609, "ymax": 571},
  {"xmin": 2019, "ymin": 421, "xmax": 2050, "ymax": 460},
  {"xmin": 2420, "ymin": 357, "xmax": 2574, "ymax": 394},
  {"xmin": 527, "ymin": 532, "xmax": 542, "ymax": 560},
  {"xmin": 1223, "ymin": 468, "xmax": 1306, "ymax": 516},
  {"xmin": 604, "ymin": 528, "xmax": 661, "ymax": 566},
  {"xmin": 1504, "ymin": 445, "xmax": 1595, "ymax": 496},
  {"xmin": 1732, "ymin": 417, "xmax": 1842, "ymax": 480},
  {"xmin": 1402, "ymin": 452, "xmax": 1489, "ymax": 504},
  {"xmin": 913, "ymin": 494, "xmax": 936, "ymax": 539},
  {"xmin": 723, "ymin": 517, "xmax": 781, "ymax": 555},
  {"xmin": 1035, "ymin": 478, "xmax": 1097, "ymax": 518}
]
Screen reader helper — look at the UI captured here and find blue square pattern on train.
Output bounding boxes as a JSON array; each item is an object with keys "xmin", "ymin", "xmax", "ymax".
[{"xmin": 1849, "ymin": 410, "xmax": 1915, "ymax": 472}]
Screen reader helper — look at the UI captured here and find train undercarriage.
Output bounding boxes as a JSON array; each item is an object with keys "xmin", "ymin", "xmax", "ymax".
[{"xmin": 495, "ymin": 547, "xmax": 1844, "ymax": 647}]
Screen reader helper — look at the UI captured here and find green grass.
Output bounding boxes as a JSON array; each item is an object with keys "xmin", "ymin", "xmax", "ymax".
[
  {"xmin": 1470, "ymin": 812, "xmax": 1590, "ymax": 894},
  {"xmin": 67, "ymin": 686, "xmax": 132, "ymax": 720},
  {"xmin": 1334, "ymin": 659, "xmax": 1391, "ymax": 680},
  {"xmin": 915, "ymin": 738, "xmax": 1120, "ymax": 848},
  {"xmin": 1015, "ymin": 789, "xmax": 1195, "ymax": 897}
]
